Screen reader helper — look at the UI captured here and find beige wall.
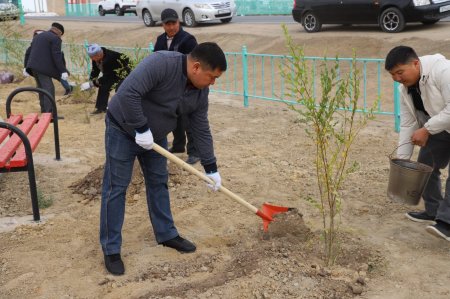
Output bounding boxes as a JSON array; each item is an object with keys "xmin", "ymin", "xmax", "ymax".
[{"xmin": 46, "ymin": 0, "xmax": 65, "ymax": 15}]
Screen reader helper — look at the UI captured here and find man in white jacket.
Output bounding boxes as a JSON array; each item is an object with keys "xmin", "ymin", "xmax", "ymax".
[{"xmin": 385, "ymin": 46, "xmax": 450, "ymax": 241}]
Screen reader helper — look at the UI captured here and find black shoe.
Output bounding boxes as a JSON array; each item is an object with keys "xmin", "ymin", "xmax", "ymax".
[
  {"xmin": 168, "ymin": 147, "xmax": 185, "ymax": 154},
  {"xmin": 161, "ymin": 235, "xmax": 196, "ymax": 253},
  {"xmin": 104, "ymin": 253, "xmax": 125, "ymax": 275},
  {"xmin": 90, "ymin": 109, "xmax": 106, "ymax": 115},
  {"xmin": 426, "ymin": 220, "xmax": 450, "ymax": 241},
  {"xmin": 405, "ymin": 211, "xmax": 435, "ymax": 223},
  {"xmin": 64, "ymin": 87, "xmax": 73, "ymax": 96},
  {"xmin": 186, "ymin": 155, "xmax": 200, "ymax": 165}
]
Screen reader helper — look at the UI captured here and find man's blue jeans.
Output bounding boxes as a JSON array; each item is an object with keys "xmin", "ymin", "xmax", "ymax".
[{"xmin": 100, "ymin": 115, "xmax": 179, "ymax": 255}]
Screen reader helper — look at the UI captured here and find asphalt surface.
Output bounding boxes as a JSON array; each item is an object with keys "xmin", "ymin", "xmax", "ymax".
[{"xmin": 24, "ymin": 15, "xmax": 296, "ymax": 24}]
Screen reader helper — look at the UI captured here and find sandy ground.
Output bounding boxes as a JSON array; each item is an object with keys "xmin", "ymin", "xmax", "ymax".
[{"xmin": 1, "ymin": 16, "xmax": 450, "ymax": 299}]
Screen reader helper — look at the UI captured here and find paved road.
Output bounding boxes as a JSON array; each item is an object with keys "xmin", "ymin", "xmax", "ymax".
[{"xmin": 24, "ymin": 15, "xmax": 303, "ymax": 24}]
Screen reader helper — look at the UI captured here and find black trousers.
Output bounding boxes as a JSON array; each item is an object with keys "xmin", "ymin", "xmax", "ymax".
[
  {"xmin": 171, "ymin": 114, "xmax": 198, "ymax": 156},
  {"xmin": 34, "ymin": 72, "xmax": 55, "ymax": 113},
  {"xmin": 95, "ymin": 82, "xmax": 114, "ymax": 111}
]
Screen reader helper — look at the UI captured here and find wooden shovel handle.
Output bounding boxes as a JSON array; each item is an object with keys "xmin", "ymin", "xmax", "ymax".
[{"xmin": 152, "ymin": 143, "xmax": 258, "ymax": 214}]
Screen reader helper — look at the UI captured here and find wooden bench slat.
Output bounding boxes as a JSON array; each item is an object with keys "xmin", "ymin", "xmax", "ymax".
[
  {"xmin": 0, "ymin": 115, "xmax": 23, "ymax": 144},
  {"xmin": 9, "ymin": 113, "xmax": 53, "ymax": 168},
  {"xmin": 0, "ymin": 113, "xmax": 39, "ymax": 168}
]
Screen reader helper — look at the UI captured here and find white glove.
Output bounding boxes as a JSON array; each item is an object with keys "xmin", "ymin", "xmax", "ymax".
[
  {"xmin": 80, "ymin": 81, "xmax": 92, "ymax": 91},
  {"xmin": 23, "ymin": 68, "xmax": 30, "ymax": 77},
  {"xmin": 61, "ymin": 72, "xmax": 69, "ymax": 80},
  {"xmin": 206, "ymin": 172, "xmax": 222, "ymax": 192},
  {"xmin": 135, "ymin": 129, "xmax": 154, "ymax": 150}
]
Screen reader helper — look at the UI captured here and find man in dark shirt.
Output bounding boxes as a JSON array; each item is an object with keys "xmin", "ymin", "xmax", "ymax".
[
  {"xmin": 100, "ymin": 42, "xmax": 227, "ymax": 276},
  {"xmin": 26, "ymin": 22, "xmax": 68, "ymax": 113},
  {"xmin": 154, "ymin": 8, "xmax": 200, "ymax": 165},
  {"xmin": 82, "ymin": 44, "xmax": 131, "ymax": 114}
]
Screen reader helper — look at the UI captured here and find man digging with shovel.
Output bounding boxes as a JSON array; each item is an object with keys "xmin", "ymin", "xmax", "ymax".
[{"xmin": 99, "ymin": 42, "xmax": 226, "ymax": 275}]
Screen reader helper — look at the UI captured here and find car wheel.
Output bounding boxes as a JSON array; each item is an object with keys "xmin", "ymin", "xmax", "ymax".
[
  {"xmin": 142, "ymin": 9, "xmax": 156, "ymax": 27},
  {"xmin": 220, "ymin": 17, "xmax": 232, "ymax": 23},
  {"xmin": 380, "ymin": 7, "xmax": 405, "ymax": 33},
  {"xmin": 98, "ymin": 6, "xmax": 105, "ymax": 16},
  {"xmin": 302, "ymin": 12, "xmax": 322, "ymax": 33},
  {"xmin": 115, "ymin": 5, "xmax": 124, "ymax": 16},
  {"xmin": 183, "ymin": 9, "xmax": 197, "ymax": 27},
  {"xmin": 422, "ymin": 20, "xmax": 438, "ymax": 25}
]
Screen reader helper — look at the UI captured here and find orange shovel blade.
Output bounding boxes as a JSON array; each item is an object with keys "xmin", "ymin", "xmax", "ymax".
[{"xmin": 257, "ymin": 203, "xmax": 292, "ymax": 232}]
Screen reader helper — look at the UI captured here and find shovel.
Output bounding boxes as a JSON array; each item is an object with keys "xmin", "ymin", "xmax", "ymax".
[{"xmin": 152, "ymin": 144, "xmax": 292, "ymax": 231}]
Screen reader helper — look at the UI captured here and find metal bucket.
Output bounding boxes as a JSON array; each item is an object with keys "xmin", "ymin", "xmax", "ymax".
[{"xmin": 387, "ymin": 157, "xmax": 433, "ymax": 205}]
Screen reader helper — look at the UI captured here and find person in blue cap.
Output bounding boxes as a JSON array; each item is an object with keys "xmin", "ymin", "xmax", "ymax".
[{"xmin": 81, "ymin": 44, "xmax": 131, "ymax": 114}]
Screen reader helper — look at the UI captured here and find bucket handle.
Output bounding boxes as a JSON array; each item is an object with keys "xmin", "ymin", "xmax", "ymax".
[{"xmin": 389, "ymin": 141, "xmax": 435, "ymax": 168}]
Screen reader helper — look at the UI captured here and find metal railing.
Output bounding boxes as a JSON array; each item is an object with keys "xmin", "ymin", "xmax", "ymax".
[
  {"xmin": 212, "ymin": 46, "xmax": 399, "ymax": 131},
  {"xmin": 0, "ymin": 38, "xmax": 400, "ymax": 131}
]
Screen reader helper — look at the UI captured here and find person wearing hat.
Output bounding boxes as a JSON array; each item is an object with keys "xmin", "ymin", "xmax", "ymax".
[
  {"xmin": 25, "ymin": 22, "xmax": 69, "ymax": 113},
  {"xmin": 154, "ymin": 8, "xmax": 200, "ymax": 165},
  {"xmin": 24, "ymin": 29, "xmax": 73, "ymax": 96},
  {"xmin": 100, "ymin": 42, "xmax": 227, "ymax": 275},
  {"xmin": 81, "ymin": 44, "xmax": 131, "ymax": 114}
]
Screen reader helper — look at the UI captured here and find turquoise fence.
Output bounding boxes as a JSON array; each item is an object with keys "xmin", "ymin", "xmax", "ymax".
[
  {"xmin": 64, "ymin": 0, "xmax": 292, "ymax": 17},
  {"xmin": 0, "ymin": 38, "xmax": 400, "ymax": 131},
  {"xmin": 236, "ymin": 0, "xmax": 292, "ymax": 15}
]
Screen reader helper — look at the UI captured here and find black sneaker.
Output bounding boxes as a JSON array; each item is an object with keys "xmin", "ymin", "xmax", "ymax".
[
  {"xmin": 104, "ymin": 253, "xmax": 125, "ymax": 275},
  {"xmin": 186, "ymin": 155, "xmax": 200, "ymax": 165},
  {"xmin": 64, "ymin": 87, "xmax": 73, "ymax": 96},
  {"xmin": 161, "ymin": 235, "xmax": 196, "ymax": 253},
  {"xmin": 405, "ymin": 211, "xmax": 435, "ymax": 223},
  {"xmin": 168, "ymin": 147, "xmax": 185, "ymax": 154},
  {"xmin": 426, "ymin": 221, "xmax": 450, "ymax": 241},
  {"xmin": 90, "ymin": 109, "xmax": 106, "ymax": 115}
]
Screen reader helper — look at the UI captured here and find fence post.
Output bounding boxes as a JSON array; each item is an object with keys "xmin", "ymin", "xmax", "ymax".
[
  {"xmin": 17, "ymin": 0, "xmax": 25, "ymax": 25},
  {"xmin": 393, "ymin": 81, "xmax": 400, "ymax": 133},
  {"xmin": 84, "ymin": 40, "xmax": 91, "ymax": 74},
  {"xmin": 242, "ymin": 45, "xmax": 249, "ymax": 107}
]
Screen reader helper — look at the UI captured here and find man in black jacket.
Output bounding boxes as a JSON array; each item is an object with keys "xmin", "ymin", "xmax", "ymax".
[
  {"xmin": 26, "ymin": 22, "xmax": 68, "ymax": 113},
  {"xmin": 24, "ymin": 29, "xmax": 73, "ymax": 96},
  {"xmin": 154, "ymin": 8, "xmax": 200, "ymax": 164},
  {"xmin": 82, "ymin": 44, "xmax": 131, "ymax": 114}
]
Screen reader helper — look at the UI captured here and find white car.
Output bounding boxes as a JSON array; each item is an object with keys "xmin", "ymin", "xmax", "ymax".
[
  {"xmin": 98, "ymin": 0, "xmax": 137, "ymax": 16},
  {"xmin": 136, "ymin": 0, "xmax": 237, "ymax": 27}
]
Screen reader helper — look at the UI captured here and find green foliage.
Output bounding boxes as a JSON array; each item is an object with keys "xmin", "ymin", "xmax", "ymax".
[
  {"xmin": 280, "ymin": 24, "xmax": 377, "ymax": 266},
  {"xmin": 0, "ymin": 19, "xmax": 27, "ymax": 77},
  {"xmin": 37, "ymin": 189, "xmax": 53, "ymax": 209},
  {"xmin": 113, "ymin": 45, "xmax": 150, "ymax": 89}
]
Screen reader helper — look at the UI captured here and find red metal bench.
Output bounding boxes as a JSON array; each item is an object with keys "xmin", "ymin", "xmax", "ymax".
[{"xmin": 0, "ymin": 87, "xmax": 61, "ymax": 221}]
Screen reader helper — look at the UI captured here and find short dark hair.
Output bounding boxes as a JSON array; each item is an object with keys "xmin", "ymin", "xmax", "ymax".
[
  {"xmin": 51, "ymin": 22, "xmax": 64, "ymax": 35},
  {"xmin": 385, "ymin": 46, "xmax": 418, "ymax": 71},
  {"xmin": 190, "ymin": 42, "xmax": 227, "ymax": 72}
]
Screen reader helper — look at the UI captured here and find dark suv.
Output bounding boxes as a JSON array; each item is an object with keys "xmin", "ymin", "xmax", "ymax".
[{"xmin": 292, "ymin": 0, "xmax": 450, "ymax": 33}]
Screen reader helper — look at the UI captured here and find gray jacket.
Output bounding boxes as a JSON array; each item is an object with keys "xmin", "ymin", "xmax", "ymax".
[{"xmin": 108, "ymin": 51, "xmax": 216, "ymax": 167}]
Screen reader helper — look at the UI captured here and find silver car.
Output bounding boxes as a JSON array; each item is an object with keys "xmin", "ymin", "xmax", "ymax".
[
  {"xmin": 136, "ymin": 0, "xmax": 237, "ymax": 27},
  {"xmin": 0, "ymin": 0, "xmax": 19, "ymax": 20}
]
